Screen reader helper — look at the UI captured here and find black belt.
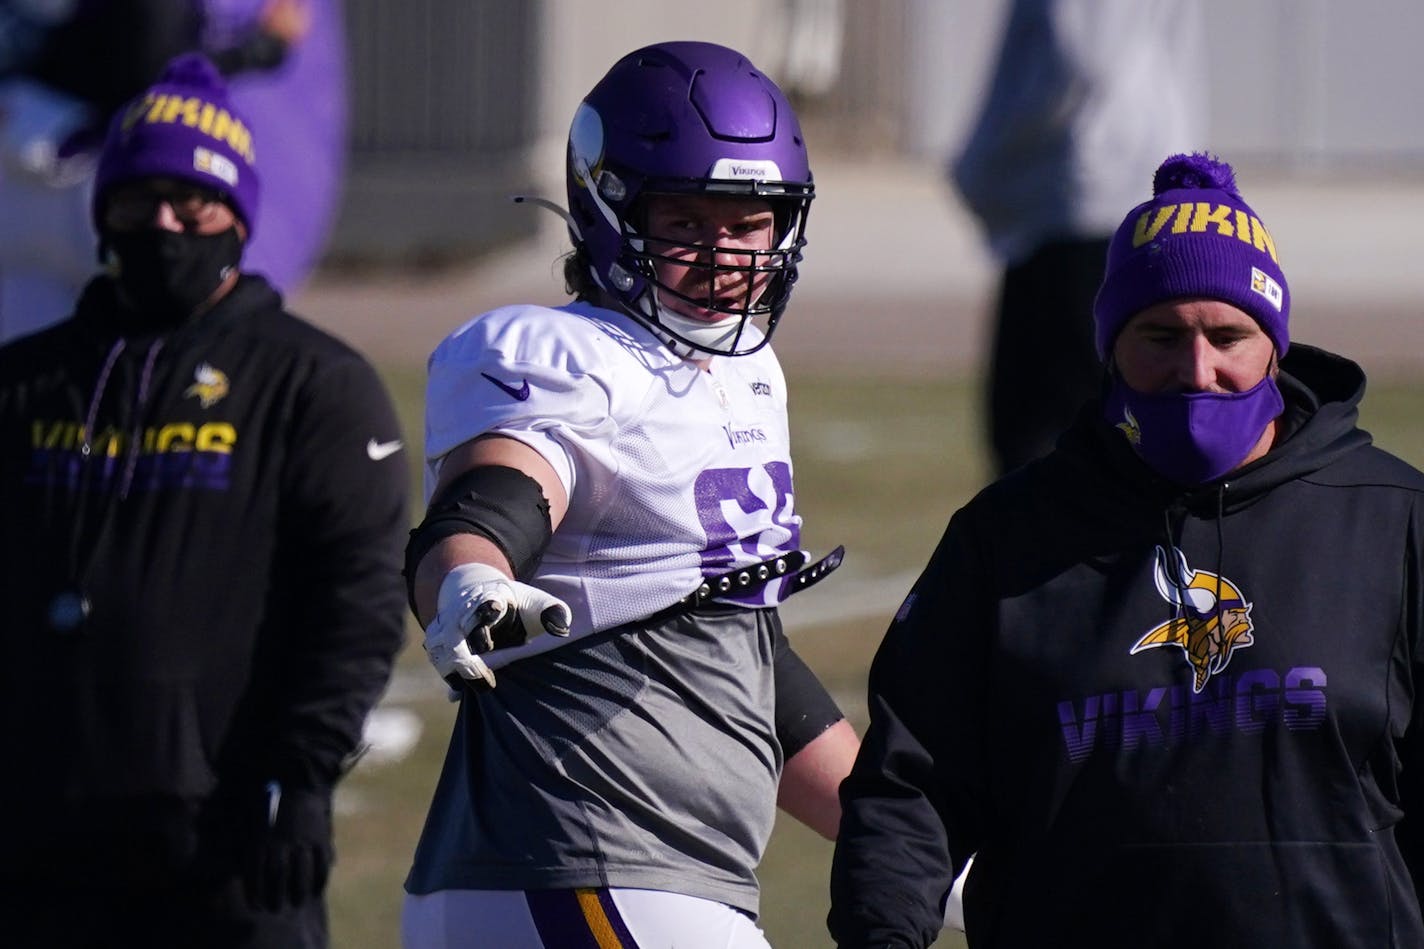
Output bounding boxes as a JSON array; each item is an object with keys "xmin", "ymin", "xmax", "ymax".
[{"xmin": 675, "ymin": 544, "xmax": 846, "ymax": 610}]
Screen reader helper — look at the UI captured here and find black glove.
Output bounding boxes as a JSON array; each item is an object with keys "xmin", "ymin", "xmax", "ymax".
[{"xmin": 243, "ymin": 782, "xmax": 334, "ymax": 912}]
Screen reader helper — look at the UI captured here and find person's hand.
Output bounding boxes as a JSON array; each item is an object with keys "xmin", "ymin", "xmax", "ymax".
[
  {"xmin": 423, "ymin": 563, "xmax": 572, "ymax": 691},
  {"xmin": 243, "ymin": 783, "xmax": 333, "ymax": 912}
]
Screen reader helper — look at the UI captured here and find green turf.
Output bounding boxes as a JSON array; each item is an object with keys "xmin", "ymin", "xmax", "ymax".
[{"xmin": 328, "ymin": 365, "xmax": 1424, "ymax": 949}]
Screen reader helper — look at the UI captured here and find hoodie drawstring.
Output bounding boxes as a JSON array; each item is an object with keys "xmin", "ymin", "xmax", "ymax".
[
  {"xmin": 120, "ymin": 340, "xmax": 164, "ymax": 499},
  {"xmin": 1161, "ymin": 503, "xmax": 1182, "ymax": 628},
  {"xmin": 1159, "ymin": 486, "xmax": 1230, "ymax": 645},
  {"xmin": 57, "ymin": 338, "xmax": 166, "ymax": 632},
  {"xmin": 79, "ymin": 338, "xmax": 126, "ymax": 464},
  {"xmin": 79, "ymin": 338, "xmax": 164, "ymax": 499},
  {"xmin": 1214, "ymin": 482, "xmax": 1228, "ymax": 639}
]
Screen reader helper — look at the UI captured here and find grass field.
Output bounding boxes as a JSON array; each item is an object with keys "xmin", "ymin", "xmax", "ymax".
[{"xmin": 327, "ymin": 365, "xmax": 1424, "ymax": 949}]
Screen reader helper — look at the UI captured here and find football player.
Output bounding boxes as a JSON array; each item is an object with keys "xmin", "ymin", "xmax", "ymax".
[{"xmin": 399, "ymin": 40, "xmax": 859, "ymax": 949}]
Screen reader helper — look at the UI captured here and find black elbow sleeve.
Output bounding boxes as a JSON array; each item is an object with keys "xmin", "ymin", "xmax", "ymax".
[
  {"xmin": 403, "ymin": 465, "xmax": 553, "ymax": 611},
  {"xmin": 774, "ymin": 621, "xmax": 846, "ymax": 759}
]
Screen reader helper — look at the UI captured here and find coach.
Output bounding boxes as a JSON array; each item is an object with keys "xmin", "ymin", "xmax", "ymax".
[
  {"xmin": 830, "ymin": 153, "xmax": 1424, "ymax": 947},
  {"xmin": 0, "ymin": 54, "xmax": 406, "ymax": 948}
]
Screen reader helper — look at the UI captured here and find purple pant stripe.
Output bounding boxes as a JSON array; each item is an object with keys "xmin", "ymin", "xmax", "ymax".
[
  {"xmin": 593, "ymin": 888, "xmax": 640, "ymax": 946},
  {"xmin": 525, "ymin": 888, "xmax": 638, "ymax": 948}
]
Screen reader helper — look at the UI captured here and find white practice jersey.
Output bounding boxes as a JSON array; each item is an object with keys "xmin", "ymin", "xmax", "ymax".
[{"xmin": 425, "ymin": 301, "xmax": 802, "ymax": 662}]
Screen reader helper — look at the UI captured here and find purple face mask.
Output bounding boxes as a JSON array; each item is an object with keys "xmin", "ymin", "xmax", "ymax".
[{"xmin": 1103, "ymin": 374, "xmax": 1284, "ymax": 484}]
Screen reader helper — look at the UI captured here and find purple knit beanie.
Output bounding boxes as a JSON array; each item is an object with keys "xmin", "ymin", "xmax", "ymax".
[
  {"xmin": 1093, "ymin": 153, "xmax": 1288, "ymax": 360},
  {"xmin": 92, "ymin": 53, "xmax": 260, "ymax": 234}
]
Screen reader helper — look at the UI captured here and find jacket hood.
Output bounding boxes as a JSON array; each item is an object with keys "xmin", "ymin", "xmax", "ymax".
[
  {"xmin": 71, "ymin": 273, "xmax": 283, "ymax": 341},
  {"xmin": 1048, "ymin": 343, "xmax": 1371, "ymax": 520}
]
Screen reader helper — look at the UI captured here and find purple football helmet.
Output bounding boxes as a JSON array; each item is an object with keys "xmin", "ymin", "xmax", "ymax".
[{"xmin": 565, "ymin": 41, "xmax": 813, "ymax": 357}]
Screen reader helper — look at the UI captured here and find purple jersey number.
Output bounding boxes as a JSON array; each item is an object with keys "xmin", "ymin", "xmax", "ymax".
[{"xmin": 693, "ymin": 462, "xmax": 801, "ymax": 606}]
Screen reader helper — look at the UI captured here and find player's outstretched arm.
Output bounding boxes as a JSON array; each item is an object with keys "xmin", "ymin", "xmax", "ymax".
[
  {"xmin": 409, "ymin": 434, "xmax": 569, "ymax": 627},
  {"xmin": 408, "ymin": 435, "xmax": 572, "ymax": 691}
]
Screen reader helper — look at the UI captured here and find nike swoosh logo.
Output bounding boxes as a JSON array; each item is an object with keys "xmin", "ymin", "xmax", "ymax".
[
  {"xmin": 480, "ymin": 371, "xmax": 531, "ymax": 401},
  {"xmin": 366, "ymin": 438, "xmax": 404, "ymax": 461}
]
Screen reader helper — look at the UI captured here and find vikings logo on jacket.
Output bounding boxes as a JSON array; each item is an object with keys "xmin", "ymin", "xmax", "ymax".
[
  {"xmin": 184, "ymin": 362, "xmax": 230, "ymax": 408},
  {"xmin": 1130, "ymin": 545, "xmax": 1255, "ymax": 693}
]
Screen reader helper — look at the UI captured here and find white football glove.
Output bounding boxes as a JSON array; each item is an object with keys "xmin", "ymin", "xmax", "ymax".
[{"xmin": 423, "ymin": 562, "xmax": 573, "ymax": 692}]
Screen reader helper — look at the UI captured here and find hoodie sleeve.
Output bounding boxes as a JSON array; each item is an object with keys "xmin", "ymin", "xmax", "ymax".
[
  {"xmin": 829, "ymin": 507, "xmax": 993, "ymax": 947},
  {"xmin": 1398, "ymin": 496, "xmax": 1424, "ymax": 906},
  {"xmin": 256, "ymin": 350, "xmax": 410, "ymax": 791}
]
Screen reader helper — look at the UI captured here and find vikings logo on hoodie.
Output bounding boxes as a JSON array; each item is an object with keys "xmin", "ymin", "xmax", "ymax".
[
  {"xmin": 1130, "ymin": 545, "xmax": 1255, "ymax": 693},
  {"xmin": 184, "ymin": 362, "xmax": 229, "ymax": 408}
]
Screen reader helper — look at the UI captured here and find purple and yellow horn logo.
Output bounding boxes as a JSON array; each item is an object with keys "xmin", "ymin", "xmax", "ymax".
[
  {"xmin": 1115, "ymin": 405, "xmax": 1142, "ymax": 447},
  {"xmin": 1130, "ymin": 545, "xmax": 1255, "ymax": 693},
  {"xmin": 184, "ymin": 362, "xmax": 229, "ymax": 409}
]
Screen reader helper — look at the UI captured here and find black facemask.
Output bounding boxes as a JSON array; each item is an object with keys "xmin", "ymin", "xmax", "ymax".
[{"xmin": 105, "ymin": 227, "xmax": 243, "ymax": 329}]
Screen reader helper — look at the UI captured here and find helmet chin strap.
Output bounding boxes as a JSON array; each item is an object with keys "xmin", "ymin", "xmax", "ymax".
[
  {"xmin": 644, "ymin": 287, "xmax": 743, "ymax": 357},
  {"xmin": 514, "ymin": 192, "xmax": 755, "ymax": 359}
]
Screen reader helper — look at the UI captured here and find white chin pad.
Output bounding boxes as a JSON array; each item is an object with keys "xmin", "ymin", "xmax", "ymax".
[{"xmin": 655, "ymin": 307, "xmax": 742, "ymax": 350}]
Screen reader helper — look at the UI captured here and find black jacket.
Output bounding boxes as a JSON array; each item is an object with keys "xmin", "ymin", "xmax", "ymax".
[
  {"xmin": 0, "ymin": 275, "xmax": 407, "ymax": 872},
  {"xmin": 830, "ymin": 345, "xmax": 1424, "ymax": 947}
]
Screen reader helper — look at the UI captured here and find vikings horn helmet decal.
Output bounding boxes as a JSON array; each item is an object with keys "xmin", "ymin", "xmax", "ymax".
[
  {"xmin": 564, "ymin": 41, "xmax": 814, "ymax": 357},
  {"xmin": 1130, "ymin": 545, "xmax": 1256, "ymax": 693}
]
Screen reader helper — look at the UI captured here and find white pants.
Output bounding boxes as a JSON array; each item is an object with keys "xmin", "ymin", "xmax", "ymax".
[{"xmin": 401, "ymin": 887, "xmax": 772, "ymax": 949}]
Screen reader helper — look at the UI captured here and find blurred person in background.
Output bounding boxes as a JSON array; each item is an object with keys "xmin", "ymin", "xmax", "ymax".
[
  {"xmin": 199, "ymin": 0, "xmax": 344, "ymax": 296},
  {"xmin": 400, "ymin": 40, "xmax": 860, "ymax": 949},
  {"xmin": 0, "ymin": 54, "xmax": 406, "ymax": 949},
  {"xmin": 0, "ymin": 0, "xmax": 336, "ymax": 343},
  {"xmin": 828, "ymin": 152, "xmax": 1424, "ymax": 947},
  {"xmin": 951, "ymin": 0, "xmax": 1204, "ymax": 476}
]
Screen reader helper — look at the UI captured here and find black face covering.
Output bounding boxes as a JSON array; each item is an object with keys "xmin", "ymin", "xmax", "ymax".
[{"xmin": 106, "ymin": 227, "xmax": 243, "ymax": 329}]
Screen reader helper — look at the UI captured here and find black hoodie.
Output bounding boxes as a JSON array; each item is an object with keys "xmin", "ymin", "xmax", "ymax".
[
  {"xmin": 830, "ymin": 344, "xmax": 1424, "ymax": 948},
  {"xmin": 0, "ymin": 274, "xmax": 407, "ymax": 874}
]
